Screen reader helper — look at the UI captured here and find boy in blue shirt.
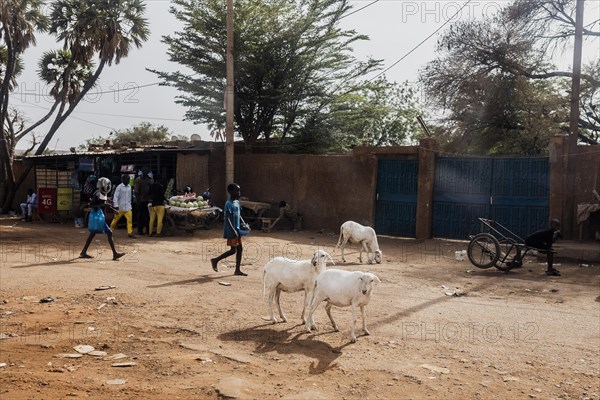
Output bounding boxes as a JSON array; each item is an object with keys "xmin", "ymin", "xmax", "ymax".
[{"xmin": 210, "ymin": 183, "xmax": 247, "ymax": 276}]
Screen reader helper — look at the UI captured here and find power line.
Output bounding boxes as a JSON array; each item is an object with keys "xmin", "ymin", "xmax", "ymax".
[
  {"xmin": 12, "ymin": 81, "xmax": 161, "ymax": 97},
  {"xmin": 340, "ymin": 0, "xmax": 381, "ymax": 20},
  {"xmin": 368, "ymin": 0, "xmax": 474, "ymax": 82},
  {"xmin": 17, "ymin": 102, "xmax": 186, "ymax": 125}
]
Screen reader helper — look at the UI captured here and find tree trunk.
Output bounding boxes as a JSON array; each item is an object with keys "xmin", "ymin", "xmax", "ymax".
[{"xmin": 1, "ymin": 163, "xmax": 33, "ymax": 213}]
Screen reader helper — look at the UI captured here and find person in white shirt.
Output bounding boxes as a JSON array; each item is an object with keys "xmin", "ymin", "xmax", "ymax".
[
  {"xmin": 110, "ymin": 174, "xmax": 135, "ymax": 238},
  {"xmin": 20, "ymin": 188, "xmax": 37, "ymax": 221}
]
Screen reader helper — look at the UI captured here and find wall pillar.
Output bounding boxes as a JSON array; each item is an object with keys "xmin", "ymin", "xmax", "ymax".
[
  {"xmin": 548, "ymin": 135, "xmax": 567, "ymax": 234},
  {"xmin": 416, "ymin": 138, "xmax": 437, "ymax": 239}
]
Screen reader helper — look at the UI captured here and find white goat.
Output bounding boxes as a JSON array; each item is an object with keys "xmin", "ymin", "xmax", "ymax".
[
  {"xmin": 262, "ymin": 250, "xmax": 334, "ymax": 325},
  {"xmin": 336, "ymin": 221, "xmax": 382, "ymax": 264},
  {"xmin": 305, "ymin": 269, "xmax": 381, "ymax": 343}
]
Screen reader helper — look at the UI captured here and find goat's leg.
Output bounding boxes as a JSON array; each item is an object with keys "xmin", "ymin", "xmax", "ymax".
[
  {"xmin": 275, "ymin": 288, "xmax": 287, "ymax": 322},
  {"xmin": 340, "ymin": 237, "xmax": 349, "ymax": 262},
  {"xmin": 305, "ymin": 293, "xmax": 323, "ymax": 333},
  {"xmin": 303, "ymin": 290, "xmax": 317, "ymax": 329},
  {"xmin": 361, "ymin": 305, "xmax": 370, "ymax": 336},
  {"xmin": 359, "ymin": 242, "xmax": 369, "ymax": 263},
  {"xmin": 267, "ymin": 288, "xmax": 277, "ymax": 324},
  {"xmin": 350, "ymin": 303, "xmax": 357, "ymax": 343},
  {"xmin": 324, "ymin": 302, "xmax": 339, "ymax": 331}
]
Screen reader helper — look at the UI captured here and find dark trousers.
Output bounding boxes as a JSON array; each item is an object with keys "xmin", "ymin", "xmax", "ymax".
[{"xmin": 137, "ymin": 201, "xmax": 150, "ymax": 234}]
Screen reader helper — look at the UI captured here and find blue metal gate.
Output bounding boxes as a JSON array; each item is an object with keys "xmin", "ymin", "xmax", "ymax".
[
  {"xmin": 375, "ymin": 159, "xmax": 419, "ymax": 237},
  {"xmin": 433, "ymin": 157, "xmax": 549, "ymax": 239}
]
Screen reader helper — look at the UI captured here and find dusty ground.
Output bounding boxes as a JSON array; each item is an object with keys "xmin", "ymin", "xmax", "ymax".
[{"xmin": 0, "ymin": 216, "xmax": 599, "ymax": 400}]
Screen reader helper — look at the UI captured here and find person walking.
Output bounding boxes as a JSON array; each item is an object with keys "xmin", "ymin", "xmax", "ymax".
[
  {"xmin": 210, "ymin": 183, "xmax": 248, "ymax": 276},
  {"xmin": 148, "ymin": 174, "xmax": 166, "ymax": 237},
  {"xmin": 134, "ymin": 167, "xmax": 153, "ymax": 235},
  {"xmin": 110, "ymin": 174, "xmax": 135, "ymax": 238},
  {"xmin": 80, "ymin": 177, "xmax": 125, "ymax": 261}
]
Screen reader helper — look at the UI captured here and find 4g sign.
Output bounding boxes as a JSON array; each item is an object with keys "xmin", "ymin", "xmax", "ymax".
[{"xmin": 37, "ymin": 188, "xmax": 57, "ymax": 214}]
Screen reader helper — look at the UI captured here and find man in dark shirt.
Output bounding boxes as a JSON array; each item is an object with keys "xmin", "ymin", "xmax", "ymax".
[
  {"xmin": 509, "ymin": 219, "xmax": 561, "ymax": 276},
  {"xmin": 134, "ymin": 167, "xmax": 153, "ymax": 235}
]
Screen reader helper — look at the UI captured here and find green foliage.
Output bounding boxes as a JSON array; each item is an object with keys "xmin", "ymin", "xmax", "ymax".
[
  {"xmin": 328, "ymin": 79, "xmax": 423, "ymax": 150},
  {"xmin": 77, "ymin": 135, "xmax": 106, "ymax": 151},
  {"xmin": 1, "ymin": 0, "xmax": 150, "ymax": 212},
  {"xmin": 112, "ymin": 122, "xmax": 171, "ymax": 145},
  {"xmin": 0, "ymin": 46, "xmax": 24, "ymax": 90},
  {"xmin": 38, "ymin": 49, "xmax": 93, "ymax": 102},
  {"xmin": 151, "ymin": 0, "xmax": 384, "ymax": 152},
  {"xmin": 419, "ymin": 3, "xmax": 599, "ymax": 154},
  {"xmin": 49, "ymin": 0, "xmax": 149, "ymax": 66}
]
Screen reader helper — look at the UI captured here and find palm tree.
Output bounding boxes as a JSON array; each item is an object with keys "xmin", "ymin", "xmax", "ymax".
[
  {"xmin": 0, "ymin": 0, "xmax": 48, "ymax": 211},
  {"xmin": 34, "ymin": 0, "xmax": 150, "ymax": 154},
  {"xmin": 1, "ymin": 0, "xmax": 149, "ymax": 212}
]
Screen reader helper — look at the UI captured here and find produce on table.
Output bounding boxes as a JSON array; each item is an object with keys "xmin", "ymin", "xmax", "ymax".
[{"xmin": 167, "ymin": 195, "xmax": 210, "ymax": 210}]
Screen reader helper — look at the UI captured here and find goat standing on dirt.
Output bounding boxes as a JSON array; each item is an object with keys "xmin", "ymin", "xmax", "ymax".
[
  {"xmin": 262, "ymin": 250, "xmax": 333, "ymax": 325},
  {"xmin": 336, "ymin": 221, "xmax": 382, "ymax": 264},
  {"xmin": 305, "ymin": 269, "xmax": 381, "ymax": 343}
]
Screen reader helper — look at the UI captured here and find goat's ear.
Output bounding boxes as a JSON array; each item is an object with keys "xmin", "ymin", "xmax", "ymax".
[{"xmin": 370, "ymin": 273, "xmax": 381, "ymax": 283}]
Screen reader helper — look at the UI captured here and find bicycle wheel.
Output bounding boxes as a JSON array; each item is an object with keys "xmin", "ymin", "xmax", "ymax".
[{"xmin": 467, "ymin": 233, "xmax": 500, "ymax": 269}]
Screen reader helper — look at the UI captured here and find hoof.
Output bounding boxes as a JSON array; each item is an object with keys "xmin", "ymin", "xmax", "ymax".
[
  {"xmin": 350, "ymin": 336, "xmax": 357, "ymax": 343},
  {"xmin": 364, "ymin": 329, "xmax": 371, "ymax": 336}
]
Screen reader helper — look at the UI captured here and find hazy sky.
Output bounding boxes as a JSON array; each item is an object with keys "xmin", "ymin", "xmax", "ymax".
[{"xmin": 13, "ymin": 0, "xmax": 600, "ymax": 150}]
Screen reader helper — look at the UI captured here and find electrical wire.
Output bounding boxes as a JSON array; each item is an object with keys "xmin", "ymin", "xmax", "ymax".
[
  {"xmin": 12, "ymin": 81, "xmax": 161, "ymax": 97},
  {"xmin": 340, "ymin": 0, "xmax": 381, "ymax": 20},
  {"xmin": 368, "ymin": 0, "xmax": 474, "ymax": 81}
]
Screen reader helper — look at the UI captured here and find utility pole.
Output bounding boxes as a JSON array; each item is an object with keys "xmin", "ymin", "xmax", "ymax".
[
  {"xmin": 564, "ymin": 0, "xmax": 585, "ymax": 238},
  {"xmin": 568, "ymin": 0, "xmax": 584, "ymax": 150},
  {"xmin": 225, "ymin": 0, "xmax": 235, "ymax": 187}
]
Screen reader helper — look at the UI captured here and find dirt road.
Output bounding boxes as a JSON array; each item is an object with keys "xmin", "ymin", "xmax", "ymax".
[{"xmin": 1, "ymin": 217, "xmax": 599, "ymax": 399}]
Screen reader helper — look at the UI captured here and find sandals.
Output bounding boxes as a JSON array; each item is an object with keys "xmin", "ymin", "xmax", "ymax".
[{"xmin": 545, "ymin": 269, "xmax": 561, "ymax": 276}]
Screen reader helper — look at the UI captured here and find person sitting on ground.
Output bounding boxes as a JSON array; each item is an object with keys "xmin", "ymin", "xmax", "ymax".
[
  {"xmin": 508, "ymin": 219, "xmax": 562, "ymax": 276},
  {"xmin": 20, "ymin": 188, "xmax": 37, "ymax": 221},
  {"xmin": 278, "ymin": 200, "xmax": 303, "ymax": 229}
]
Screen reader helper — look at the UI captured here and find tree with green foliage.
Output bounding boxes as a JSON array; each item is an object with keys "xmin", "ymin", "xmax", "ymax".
[
  {"xmin": 77, "ymin": 122, "xmax": 186, "ymax": 150},
  {"xmin": 150, "ymin": 0, "xmax": 386, "ymax": 152},
  {"xmin": 328, "ymin": 78, "xmax": 424, "ymax": 150},
  {"xmin": 420, "ymin": 0, "xmax": 599, "ymax": 154},
  {"xmin": 1, "ymin": 0, "xmax": 149, "ymax": 213}
]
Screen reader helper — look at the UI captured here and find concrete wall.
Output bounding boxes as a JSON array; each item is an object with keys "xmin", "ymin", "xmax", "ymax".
[
  {"xmin": 549, "ymin": 135, "xmax": 600, "ymax": 239},
  {"xmin": 209, "ymin": 151, "xmax": 377, "ymax": 231}
]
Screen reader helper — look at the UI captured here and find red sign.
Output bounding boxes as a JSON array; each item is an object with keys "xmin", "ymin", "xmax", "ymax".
[{"xmin": 37, "ymin": 188, "xmax": 57, "ymax": 214}]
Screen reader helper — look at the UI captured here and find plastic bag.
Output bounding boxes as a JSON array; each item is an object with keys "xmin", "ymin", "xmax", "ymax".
[
  {"xmin": 239, "ymin": 221, "xmax": 251, "ymax": 237},
  {"xmin": 88, "ymin": 208, "xmax": 106, "ymax": 233}
]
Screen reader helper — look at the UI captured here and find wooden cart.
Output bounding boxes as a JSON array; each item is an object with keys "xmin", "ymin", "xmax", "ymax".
[{"xmin": 163, "ymin": 206, "xmax": 222, "ymax": 235}]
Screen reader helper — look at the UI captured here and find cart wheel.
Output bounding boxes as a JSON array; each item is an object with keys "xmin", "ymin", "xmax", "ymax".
[
  {"xmin": 467, "ymin": 233, "xmax": 500, "ymax": 269},
  {"xmin": 494, "ymin": 240, "xmax": 519, "ymax": 272},
  {"xmin": 163, "ymin": 215, "xmax": 176, "ymax": 236}
]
